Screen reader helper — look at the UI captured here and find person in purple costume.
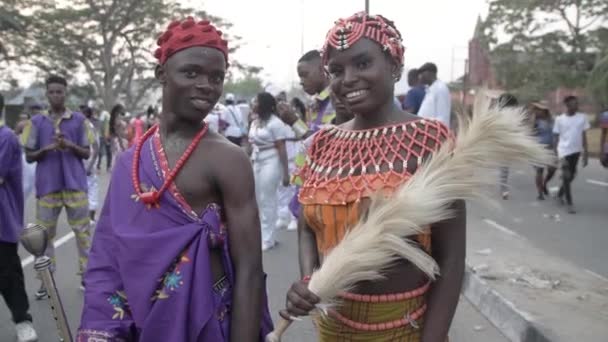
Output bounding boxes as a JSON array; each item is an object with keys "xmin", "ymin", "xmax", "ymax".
[
  {"xmin": 0, "ymin": 93, "xmax": 39, "ymax": 342},
  {"xmin": 78, "ymin": 17, "xmax": 273, "ymax": 342}
]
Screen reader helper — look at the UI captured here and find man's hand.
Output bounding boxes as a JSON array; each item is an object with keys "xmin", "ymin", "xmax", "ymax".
[
  {"xmin": 282, "ymin": 173, "xmax": 290, "ymax": 187},
  {"xmin": 55, "ymin": 133, "xmax": 67, "ymax": 149},
  {"xmin": 43, "ymin": 142, "xmax": 59, "ymax": 152},
  {"xmin": 277, "ymin": 102, "xmax": 300, "ymax": 126}
]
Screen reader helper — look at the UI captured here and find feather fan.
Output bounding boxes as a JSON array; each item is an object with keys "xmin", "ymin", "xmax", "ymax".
[{"xmin": 266, "ymin": 95, "xmax": 554, "ymax": 341}]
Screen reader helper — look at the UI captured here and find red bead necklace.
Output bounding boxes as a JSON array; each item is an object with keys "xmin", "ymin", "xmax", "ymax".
[{"xmin": 132, "ymin": 123, "xmax": 209, "ymax": 206}]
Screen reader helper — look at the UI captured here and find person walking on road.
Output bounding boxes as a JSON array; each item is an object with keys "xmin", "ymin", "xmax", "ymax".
[
  {"xmin": 530, "ymin": 101, "xmax": 556, "ymax": 200},
  {"xmin": 553, "ymin": 95, "xmax": 589, "ymax": 214},
  {"xmin": 418, "ymin": 62, "xmax": 452, "ymax": 127},
  {"xmin": 249, "ymin": 92, "xmax": 290, "ymax": 251},
  {"xmin": 21, "ymin": 75, "xmax": 94, "ymax": 298},
  {"xmin": 0, "ymin": 93, "xmax": 39, "ymax": 342},
  {"xmin": 83, "ymin": 106, "xmax": 100, "ymax": 223},
  {"xmin": 496, "ymin": 93, "xmax": 518, "ymax": 200}
]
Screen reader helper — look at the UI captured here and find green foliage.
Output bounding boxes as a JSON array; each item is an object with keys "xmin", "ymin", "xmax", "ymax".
[
  {"xmin": 2, "ymin": 0, "xmax": 249, "ymax": 111},
  {"xmin": 484, "ymin": 0, "xmax": 608, "ymax": 101},
  {"xmin": 588, "ymin": 54, "xmax": 608, "ymax": 108},
  {"xmin": 223, "ymin": 71, "xmax": 264, "ymax": 101}
]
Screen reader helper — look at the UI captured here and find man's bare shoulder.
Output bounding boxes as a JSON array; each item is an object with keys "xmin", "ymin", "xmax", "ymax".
[{"xmin": 202, "ymin": 131, "xmax": 251, "ymax": 170}]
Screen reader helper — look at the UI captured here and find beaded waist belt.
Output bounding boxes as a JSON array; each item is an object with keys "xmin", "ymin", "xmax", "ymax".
[{"xmin": 327, "ymin": 282, "xmax": 430, "ymax": 332}]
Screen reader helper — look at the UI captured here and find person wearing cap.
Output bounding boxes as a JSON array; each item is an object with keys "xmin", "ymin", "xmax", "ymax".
[
  {"xmin": 530, "ymin": 101, "xmax": 557, "ymax": 200},
  {"xmin": 220, "ymin": 93, "xmax": 247, "ymax": 146},
  {"xmin": 417, "ymin": 62, "xmax": 452, "ymax": 127},
  {"xmin": 77, "ymin": 17, "xmax": 273, "ymax": 341}
]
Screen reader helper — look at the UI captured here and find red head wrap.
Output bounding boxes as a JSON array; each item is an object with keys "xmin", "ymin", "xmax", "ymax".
[
  {"xmin": 321, "ymin": 12, "xmax": 404, "ymax": 69},
  {"xmin": 154, "ymin": 17, "xmax": 229, "ymax": 65}
]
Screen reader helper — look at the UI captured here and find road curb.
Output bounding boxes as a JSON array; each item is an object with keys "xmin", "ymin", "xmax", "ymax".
[{"xmin": 462, "ymin": 265, "xmax": 554, "ymax": 342}]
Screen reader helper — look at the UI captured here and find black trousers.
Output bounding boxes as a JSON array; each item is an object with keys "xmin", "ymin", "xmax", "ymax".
[
  {"xmin": 226, "ymin": 136, "xmax": 242, "ymax": 146},
  {"xmin": 96, "ymin": 139, "xmax": 112, "ymax": 170},
  {"xmin": 558, "ymin": 152, "xmax": 580, "ymax": 205},
  {"xmin": 0, "ymin": 241, "xmax": 32, "ymax": 323}
]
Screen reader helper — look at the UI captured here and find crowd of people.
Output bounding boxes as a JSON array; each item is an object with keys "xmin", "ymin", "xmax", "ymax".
[{"xmin": 0, "ymin": 10, "xmax": 606, "ymax": 342}]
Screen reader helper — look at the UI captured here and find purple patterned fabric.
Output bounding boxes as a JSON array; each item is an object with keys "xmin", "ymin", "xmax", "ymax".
[{"xmin": 78, "ymin": 136, "xmax": 273, "ymax": 341}]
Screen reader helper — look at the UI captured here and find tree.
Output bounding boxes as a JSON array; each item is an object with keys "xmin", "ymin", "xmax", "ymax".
[
  {"xmin": 2, "ymin": 0, "xmax": 241, "ymax": 111},
  {"xmin": 484, "ymin": 0, "xmax": 608, "ymax": 98},
  {"xmin": 588, "ymin": 54, "xmax": 608, "ymax": 109},
  {"xmin": 223, "ymin": 66, "xmax": 264, "ymax": 100},
  {"xmin": 0, "ymin": 0, "xmax": 27, "ymax": 60}
]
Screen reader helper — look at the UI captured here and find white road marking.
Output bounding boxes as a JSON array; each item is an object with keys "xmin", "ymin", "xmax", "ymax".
[
  {"xmin": 586, "ymin": 179, "xmax": 608, "ymax": 187},
  {"xmin": 585, "ymin": 269, "xmax": 608, "ymax": 283},
  {"xmin": 20, "ymin": 232, "xmax": 75, "ymax": 268},
  {"xmin": 483, "ymin": 219, "xmax": 521, "ymax": 238}
]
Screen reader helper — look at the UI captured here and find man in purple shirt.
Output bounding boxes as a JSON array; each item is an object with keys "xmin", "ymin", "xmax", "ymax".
[
  {"xmin": 0, "ymin": 93, "xmax": 38, "ymax": 342},
  {"xmin": 403, "ymin": 68, "xmax": 426, "ymax": 114},
  {"xmin": 22, "ymin": 75, "xmax": 94, "ymax": 299}
]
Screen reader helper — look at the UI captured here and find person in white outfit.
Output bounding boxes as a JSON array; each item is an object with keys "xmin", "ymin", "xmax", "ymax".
[
  {"xmin": 276, "ymin": 109, "xmax": 298, "ymax": 231},
  {"xmin": 417, "ymin": 62, "xmax": 452, "ymax": 128},
  {"xmin": 221, "ymin": 93, "xmax": 247, "ymax": 146},
  {"xmin": 248, "ymin": 92, "xmax": 290, "ymax": 251},
  {"xmin": 14, "ymin": 112, "xmax": 36, "ymax": 199},
  {"xmin": 553, "ymin": 95, "xmax": 589, "ymax": 214},
  {"xmin": 83, "ymin": 107, "xmax": 100, "ymax": 223}
]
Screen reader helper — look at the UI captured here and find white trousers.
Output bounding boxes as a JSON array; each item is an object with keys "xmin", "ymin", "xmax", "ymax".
[
  {"xmin": 87, "ymin": 174, "xmax": 99, "ymax": 211},
  {"xmin": 22, "ymin": 154, "xmax": 36, "ymax": 200},
  {"xmin": 277, "ymin": 158, "xmax": 296, "ymax": 223},
  {"xmin": 253, "ymin": 155, "xmax": 281, "ymax": 245}
]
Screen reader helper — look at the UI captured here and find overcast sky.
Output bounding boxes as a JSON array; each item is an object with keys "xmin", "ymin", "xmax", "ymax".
[{"xmin": 181, "ymin": 0, "xmax": 489, "ymax": 91}]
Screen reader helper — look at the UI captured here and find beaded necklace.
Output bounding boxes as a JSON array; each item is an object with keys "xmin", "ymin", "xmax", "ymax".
[{"xmin": 132, "ymin": 123, "xmax": 208, "ymax": 206}]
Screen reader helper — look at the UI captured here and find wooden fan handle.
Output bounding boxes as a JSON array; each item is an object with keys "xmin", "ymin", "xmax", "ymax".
[{"xmin": 265, "ymin": 317, "xmax": 293, "ymax": 342}]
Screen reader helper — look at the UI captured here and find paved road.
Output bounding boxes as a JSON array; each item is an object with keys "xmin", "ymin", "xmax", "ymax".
[
  {"xmin": 470, "ymin": 160, "xmax": 608, "ymax": 279},
  {"xmin": 0, "ymin": 171, "xmax": 510, "ymax": 341}
]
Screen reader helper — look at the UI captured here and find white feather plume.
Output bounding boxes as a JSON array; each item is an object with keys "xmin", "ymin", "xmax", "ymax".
[{"xmin": 307, "ymin": 95, "xmax": 554, "ymax": 307}]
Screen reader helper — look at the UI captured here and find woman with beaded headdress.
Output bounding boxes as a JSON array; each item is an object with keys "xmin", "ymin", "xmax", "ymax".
[{"xmin": 281, "ymin": 12, "xmax": 465, "ymax": 341}]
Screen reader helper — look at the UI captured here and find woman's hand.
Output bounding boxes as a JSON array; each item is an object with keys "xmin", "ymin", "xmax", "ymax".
[{"xmin": 279, "ymin": 279, "xmax": 320, "ymax": 320}]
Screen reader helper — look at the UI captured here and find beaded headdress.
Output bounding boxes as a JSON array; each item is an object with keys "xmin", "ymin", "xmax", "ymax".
[
  {"xmin": 154, "ymin": 17, "xmax": 229, "ymax": 65},
  {"xmin": 321, "ymin": 12, "xmax": 404, "ymax": 69}
]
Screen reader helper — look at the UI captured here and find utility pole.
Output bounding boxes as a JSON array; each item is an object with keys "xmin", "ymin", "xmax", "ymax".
[{"xmin": 365, "ymin": 0, "xmax": 369, "ymax": 13}]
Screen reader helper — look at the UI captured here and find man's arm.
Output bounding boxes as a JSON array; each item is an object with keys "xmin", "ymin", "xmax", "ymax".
[
  {"xmin": 582, "ymin": 130, "xmax": 588, "ymax": 167},
  {"xmin": 62, "ymin": 139, "xmax": 90, "ymax": 159},
  {"xmin": 552, "ymin": 118, "xmax": 560, "ymax": 157},
  {"xmin": 215, "ymin": 148, "xmax": 264, "ymax": 342},
  {"xmin": 421, "ymin": 200, "xmax": 466, "ymax": 342},
  {"xmin": 437, "ymin": 85, "xmax": 452, "ymax": 127}
]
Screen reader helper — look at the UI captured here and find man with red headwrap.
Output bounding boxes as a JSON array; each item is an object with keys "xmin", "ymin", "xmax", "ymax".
[{"xmin": 78, "ymin": 17, "xmax": 273, "ymax": 341}]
